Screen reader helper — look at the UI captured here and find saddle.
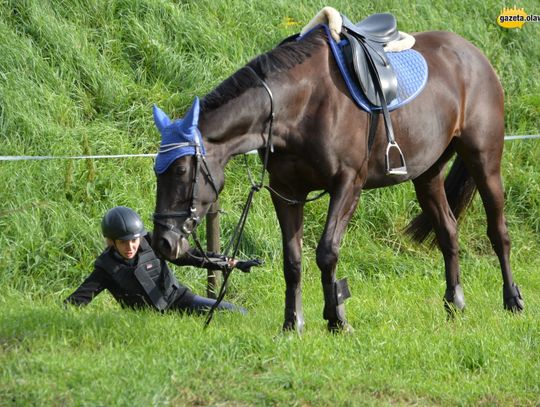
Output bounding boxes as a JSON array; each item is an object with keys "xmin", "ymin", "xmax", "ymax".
[
  {"xmin": 340, "ymin": 13, "xmax": 407, "ymax": 175},
  {"xmin": 298, "ymin": 8, "xmax": 423, "ymax": 175},
  {"xmin": 341, "ymin": 13, "xmax": 399, "ymax": 107}
]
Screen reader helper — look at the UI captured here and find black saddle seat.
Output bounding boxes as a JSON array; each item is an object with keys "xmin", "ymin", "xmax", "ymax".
[{"xmin": 342, "ymin": 13, "xmax": 399, "ymax": 44}]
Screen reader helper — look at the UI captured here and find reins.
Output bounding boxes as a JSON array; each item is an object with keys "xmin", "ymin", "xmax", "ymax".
[
  {"xmin": 204, "ymin": 66, "xmax": 330, "ymax": 327},
  {"xmin": 203, "ymin": 66, "xmax": 275, "ymax": 327}
]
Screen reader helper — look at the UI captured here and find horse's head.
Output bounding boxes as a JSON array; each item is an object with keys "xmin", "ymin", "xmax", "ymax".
[{"xmin": 152, "ymin": 98, "xmax": 223, "ymax": 260}]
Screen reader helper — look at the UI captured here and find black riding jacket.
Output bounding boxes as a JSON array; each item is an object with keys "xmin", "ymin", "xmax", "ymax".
[{"xmin": 65, "ymin": 234, "xmax": 223, "ymax": 310}]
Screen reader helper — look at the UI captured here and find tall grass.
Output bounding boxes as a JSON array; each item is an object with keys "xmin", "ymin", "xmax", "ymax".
[{"xmin": 1, "ymin": 0, "xmax": 539, "ymax": 405}]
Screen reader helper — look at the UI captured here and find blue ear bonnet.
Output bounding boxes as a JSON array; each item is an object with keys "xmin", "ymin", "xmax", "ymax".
[{"xmin": 153, "ymin": 97, "xmax": 205, "ymax": 174}]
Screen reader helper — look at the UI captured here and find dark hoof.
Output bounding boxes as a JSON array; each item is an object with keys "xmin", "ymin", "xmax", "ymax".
[
  {"xmin": 282, "ymin": 319, "xmax": 304, "ymax": 334},
  {"xmin": 503, "ymin": 283, "xmax": 524, "ymax": 312},
  {"xmin": 444, "ymin": 284, "xmax": 465, "ymax": 317},
  {"xmin": 327, "ymin": 320, "xmax": 354, "ymax": 334}
]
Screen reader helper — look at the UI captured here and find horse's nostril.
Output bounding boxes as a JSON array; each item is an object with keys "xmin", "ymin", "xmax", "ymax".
[
  {"xmin": 160, "ymin": 237, "xmax": 173, "ymax": 254},
  {"xmin": 151, "ymin": 233, "xmax": 174, "ymax": 258},
  {"xmin": 153, "ymin": 231, "xmax": 190, "ymax": 260}
]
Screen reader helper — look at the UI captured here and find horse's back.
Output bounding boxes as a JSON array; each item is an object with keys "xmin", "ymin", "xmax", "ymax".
[{"xmin": 413, "ymin": 30, "xmax": 503, "ymax": 103}]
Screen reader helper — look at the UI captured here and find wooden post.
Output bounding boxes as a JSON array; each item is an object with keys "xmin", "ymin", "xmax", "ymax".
[{"xmin": 206, "ymin": 201, "xmax": 222, "ymax": 298}]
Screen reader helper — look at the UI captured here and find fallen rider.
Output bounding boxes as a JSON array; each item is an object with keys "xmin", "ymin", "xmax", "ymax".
[{"xmin": 65, "ymin": 206, "xmax": 261, "ymax": 314}]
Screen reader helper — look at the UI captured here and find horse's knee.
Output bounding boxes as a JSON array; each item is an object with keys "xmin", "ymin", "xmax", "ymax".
[
  {"xmin": 283, "ymin": 256, "xmax": 302, "ymax": 272},
  {"xmin": 283, "ymin": 257, "xmax": 302, "ymax": 284},
  {"xmin": 316, "ymin": 243, "xmax": 338, "ymax": 273}
]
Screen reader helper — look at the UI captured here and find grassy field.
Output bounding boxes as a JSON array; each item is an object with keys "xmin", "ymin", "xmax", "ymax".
[{"xmin": 1, "ymin": 0, "xmax": 539, "ymax": 405}]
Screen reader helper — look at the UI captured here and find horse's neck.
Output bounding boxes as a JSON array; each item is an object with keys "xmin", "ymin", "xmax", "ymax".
[{"xmin": 200, "ymin": 89, "xmax": 274, "ymax": 164}]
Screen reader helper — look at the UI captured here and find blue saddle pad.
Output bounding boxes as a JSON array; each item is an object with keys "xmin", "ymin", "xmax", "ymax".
[{"xmin": 304, "ymin": 25, "xmax": 429, "ymax": 112}]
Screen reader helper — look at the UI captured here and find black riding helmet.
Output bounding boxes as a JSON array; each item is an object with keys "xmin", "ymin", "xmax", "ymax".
[{"xmin": 101, "ymin": 206, "xmax": 147, "ymax": 240}]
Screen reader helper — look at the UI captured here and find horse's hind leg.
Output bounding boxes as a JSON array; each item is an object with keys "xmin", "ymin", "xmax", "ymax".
[
  {"xmin": 455, "ymin": 136, "xmax": 524, "ymax": 312},
  {"xmin": 413, "ymin": 163, "xmax": 466, "ymax": 314}
]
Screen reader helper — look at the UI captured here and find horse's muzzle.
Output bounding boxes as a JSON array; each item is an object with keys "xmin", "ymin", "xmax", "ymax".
[{"xmin": 153, "ymin": 230, "xmax": 191, "ymax": 260}]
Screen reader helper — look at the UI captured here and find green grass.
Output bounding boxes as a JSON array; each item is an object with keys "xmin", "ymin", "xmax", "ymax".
[{"xmin": 1, "ymin": 0, "xmax": 539, "ymax": 405}]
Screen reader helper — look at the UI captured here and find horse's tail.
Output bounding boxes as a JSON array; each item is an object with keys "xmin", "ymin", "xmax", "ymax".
[{"xmin": 405, "ymin": 156, "xmax": 477, "ymax": 244}]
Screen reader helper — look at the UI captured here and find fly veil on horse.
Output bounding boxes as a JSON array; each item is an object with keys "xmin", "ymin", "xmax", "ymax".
[{"xmin": 151, "ymin": 8, "xmax": 524, "ymax": 332}]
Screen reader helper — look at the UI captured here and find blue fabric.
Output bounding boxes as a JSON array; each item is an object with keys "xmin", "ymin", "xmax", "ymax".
[
  {"xmin": 304, "ymin": 25, "xmax": 428, "ymax": 112},
  {"xmin": 153, "ymin": 97, "xmax": 206, "ymax": 175}
]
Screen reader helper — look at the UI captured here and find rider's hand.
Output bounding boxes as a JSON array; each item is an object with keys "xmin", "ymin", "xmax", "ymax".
[{"xmin": 235, "ymin": 258, "xmax": 263, "ymax": 273}]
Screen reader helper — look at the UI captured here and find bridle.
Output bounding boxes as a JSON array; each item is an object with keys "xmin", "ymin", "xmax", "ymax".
[
  {"xmin": 152, "ymin": 132, "xmax": 220, "ymax": 239},
  {"xmin": 153, "ymin": 65, "xmax": 326, "ymax": 254},
  {"xmin": 152, "ymin": 66, "xmax": 275, "ymax": 244}
]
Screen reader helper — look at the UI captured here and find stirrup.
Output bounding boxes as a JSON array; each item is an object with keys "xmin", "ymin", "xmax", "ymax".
[{"xmin": 385, "ymin": 141, "xmax": 407, "ymax": 175}]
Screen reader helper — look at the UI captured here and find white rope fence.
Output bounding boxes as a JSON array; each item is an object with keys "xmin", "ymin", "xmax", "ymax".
[
  {"xmin": 0, "ymin": 153, "xmax": 157, "ymax": 161},
  {"xmin": 502, "ymin": 134, "xmax": 540, "ymax": 141},
  {"xmin": 0, "ymin": 134, "xmax": 538, "ymax": 161}
]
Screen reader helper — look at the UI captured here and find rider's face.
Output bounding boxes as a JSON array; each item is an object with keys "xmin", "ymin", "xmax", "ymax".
[{"xmin": 114, "ymin": 238, "xmax": 141, "ymax": 260}]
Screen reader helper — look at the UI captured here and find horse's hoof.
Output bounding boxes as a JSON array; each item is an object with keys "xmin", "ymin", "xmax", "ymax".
[
  {"xmin": 444, "ymin": 284, "xmax": 465, "ymax": 317},
  {"xmin": 282, "ymin": 320, "xmax": 304, "ymax": 334},
  {"xmin": 327, "ymin": 320, "xmax": 354, "ymax": 334},
  {"xmin": 503, "ymin": 283, "xmax": 524, "ymax": 313}
]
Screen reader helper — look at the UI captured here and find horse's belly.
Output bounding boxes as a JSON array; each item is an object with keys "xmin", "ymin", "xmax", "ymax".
[{"xmin": 363, "ymin": 136, "xmax": 452, "ymax": 189}]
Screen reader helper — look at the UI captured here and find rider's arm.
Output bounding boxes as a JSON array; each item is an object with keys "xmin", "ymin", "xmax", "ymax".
[
  {"xmin": 169, "ymin": 248, "xmax": 231, "ymax": 270},
  {"xmin": 64, "ymin": 267, "xmax": 108, "ymax": 306}
]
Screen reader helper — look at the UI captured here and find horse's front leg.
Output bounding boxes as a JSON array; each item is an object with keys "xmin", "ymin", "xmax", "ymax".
[
  {"xmin": 317, "ymin": 170, "xmax": 364, "ymax": 332},
  {"xmin": 271, "ymin": 190, "xmax": 306, "ymax": 333}
]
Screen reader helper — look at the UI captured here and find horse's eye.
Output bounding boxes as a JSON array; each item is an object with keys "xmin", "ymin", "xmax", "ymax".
[{"xmin": 175, "ymin": 166, "xmax": 187, "ymax": 176}]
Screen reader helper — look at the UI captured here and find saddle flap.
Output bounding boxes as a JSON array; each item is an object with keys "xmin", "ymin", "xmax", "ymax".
[{"xmin": 343, "ymin": 32, "xmax": 398, "ymax": 106}]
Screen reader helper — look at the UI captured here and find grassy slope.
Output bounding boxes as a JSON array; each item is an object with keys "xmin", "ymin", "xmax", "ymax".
[{"xmin": 1, "ymin": 0, "xmax": 539, "ymax": 405}]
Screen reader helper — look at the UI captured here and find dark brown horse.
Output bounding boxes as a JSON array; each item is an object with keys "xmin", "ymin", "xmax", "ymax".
[{"xmin": 151, "ymin": 26, "xmax": 524, "ymax": 332}]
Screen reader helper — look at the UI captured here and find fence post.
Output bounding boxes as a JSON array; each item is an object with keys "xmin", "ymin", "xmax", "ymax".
[{"xmin": 206, "ymin": 201, "xmax": 221, "ymax": 298}]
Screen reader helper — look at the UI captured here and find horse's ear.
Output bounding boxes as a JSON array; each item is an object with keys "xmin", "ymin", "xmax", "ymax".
[
  {"xmin": 182, "ymin": 97, "xmax": 200, "ymax": 131},
  {"xmin": 153, "ymin": 104, "xmax": 171, "ymax": 133}
]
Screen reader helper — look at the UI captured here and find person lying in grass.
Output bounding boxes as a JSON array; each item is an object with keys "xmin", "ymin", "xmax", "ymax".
[{"xmin": 65, "ymin": 206, "xmax": 260, "ymax": 314}]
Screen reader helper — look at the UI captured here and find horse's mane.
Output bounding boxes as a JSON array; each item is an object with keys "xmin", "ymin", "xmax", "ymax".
[{"xmin": 201, "ymin": 29, "xmax": 326, "ymax": 112}]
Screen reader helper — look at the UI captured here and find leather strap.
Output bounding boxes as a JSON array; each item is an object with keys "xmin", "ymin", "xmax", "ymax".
[{"xmin": 133, "ymin": 264, "xmax": 169, "ymax": 311}]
